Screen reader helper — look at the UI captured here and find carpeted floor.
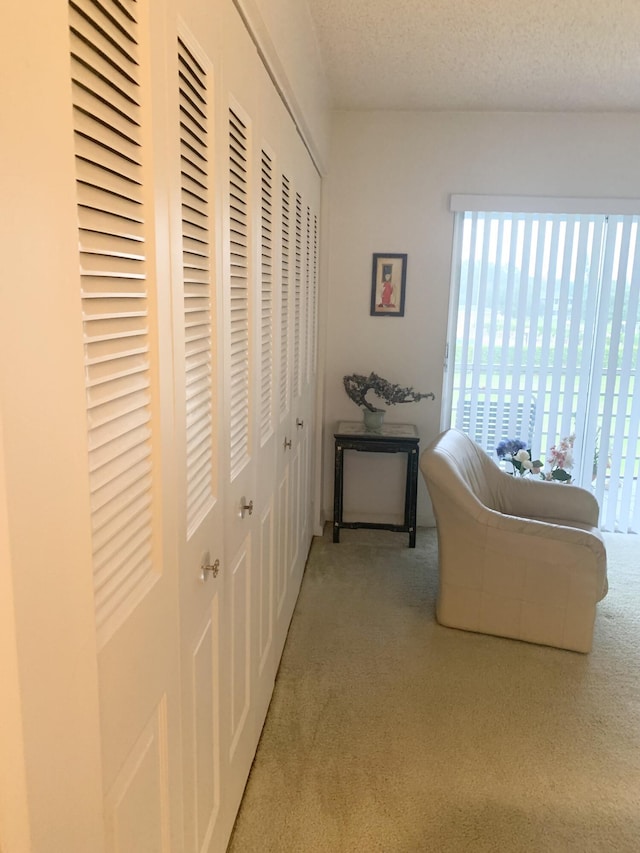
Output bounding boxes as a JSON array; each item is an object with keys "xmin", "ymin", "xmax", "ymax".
[{"xmin": 228, "ymin": 526, "xmax": 640, "ymax": 852}]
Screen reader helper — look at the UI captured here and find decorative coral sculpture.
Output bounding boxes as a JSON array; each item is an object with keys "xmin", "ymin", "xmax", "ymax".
[{"xmin": 343, "ymin": 372, "xmax": 435, "ymax": 412}]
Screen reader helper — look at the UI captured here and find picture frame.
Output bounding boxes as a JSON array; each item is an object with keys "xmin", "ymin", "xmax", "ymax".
[{"xmin": 370, "ymin": 253, "xmax": 407, "ymax": 317}]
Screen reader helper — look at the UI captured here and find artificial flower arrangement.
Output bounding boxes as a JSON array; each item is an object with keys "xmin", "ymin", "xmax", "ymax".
[
  {"xmin": 496, "ymin": 435, "xmax": 574, "ymax": 482},
  {"xmin": 546, "ymin": 434, "xmax": 575, "ymax": 482},
  {"xmin": 495, "ymin": 438, "xmax": 543, "ymax": 477},
  {"xmin": 343, "ymin": 372, "xmax": 434, "ymax": 412}
]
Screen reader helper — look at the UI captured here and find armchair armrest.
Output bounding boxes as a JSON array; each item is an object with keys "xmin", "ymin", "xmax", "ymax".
[
  {"xmin": 484, "ymin": 505, "xmax": 608, "ymax": 600},
  {"xmin": 496, "ymin": 475, "xmax": 600, "ymax": 527}
]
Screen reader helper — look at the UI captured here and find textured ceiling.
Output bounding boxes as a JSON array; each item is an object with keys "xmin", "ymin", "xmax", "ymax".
[{"xmin": 307, "ymin": 0, "xmax": 640, "ymax": 111}]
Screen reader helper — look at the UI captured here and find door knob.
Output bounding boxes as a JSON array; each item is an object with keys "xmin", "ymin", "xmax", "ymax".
[
  {"xmin": 296, "ymin": 418, "xmax": 304, "ymax": 429},
  {"xmin": 239, "ymin": 497, "xmax": 253, "ymax": 518},
  {"xmin": 200, "ymin": 555, "xmax": 220, "ymax": 583},
  {"xmin": 283, "ymin": 437, "xmax": 292, "ymax": 450}
]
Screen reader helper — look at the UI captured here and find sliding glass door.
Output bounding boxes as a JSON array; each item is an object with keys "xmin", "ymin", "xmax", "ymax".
[{"xmin": 446, "ymin": 207, "xmax": 640, "ymax": 532}]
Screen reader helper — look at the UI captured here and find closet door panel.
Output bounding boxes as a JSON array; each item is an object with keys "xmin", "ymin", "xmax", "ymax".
[
  {"xmin": 217, "ymin": 0, "xmax": 264, "ymax": 833},
  {"xmin": 68, "ymin": 0, "xmax": 184, "ymax": 848},
  {"xmin": 167, "ymin": 8, "xmax": 232, "ymax": 849}
]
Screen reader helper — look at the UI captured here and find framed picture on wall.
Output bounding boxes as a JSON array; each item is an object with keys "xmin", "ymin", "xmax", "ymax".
[{"xmin": 370, "ymin": 253, "xmax": 407, "ymax": 317}]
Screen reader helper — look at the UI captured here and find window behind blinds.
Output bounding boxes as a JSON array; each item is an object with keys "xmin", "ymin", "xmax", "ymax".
[{"xmin": 449, "ymin": 209, "xmax": 640, "ymax": 532}]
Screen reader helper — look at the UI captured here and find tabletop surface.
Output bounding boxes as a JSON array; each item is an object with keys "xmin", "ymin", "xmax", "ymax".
[{"xmin": 334, "ymin": 421, "xmax": 419, "ymax": 440}]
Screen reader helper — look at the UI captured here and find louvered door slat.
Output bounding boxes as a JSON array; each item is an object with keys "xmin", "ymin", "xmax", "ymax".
[
  {"xmin": 74, "ymin": 122, "xmax": 141, "ymax": 168},
  {"xmin": 79, "ymin": 228, "xmax": 144, "ymax": 259},
  {"xmin": 182, "ymin": 217, "xmax": 207, "ymax": 240},
  {"xmin": 89, "ymin": 404, "xmax": 149, "ymax": 450},
  {"xmin": 93, "ymin": 507, "xmax": 152, "ymax": 576},
  {"xmin": 69, "ymin": 3, "xmax": 138, "ymax": 67},
  {"xmin": 77, "ymin": 184, "xmax": 142, "ymax": 224},
  {"xmin": 91, "ymin": 446, "xmax": 151, "ymax": 513},
  {"xmin": 186, "ymin": 439, "xmax": 213, "ymax": 480},
  {"xmin": 91, "ymin": 487, "xmax": 150, "ymax": 552},
  {"xmin": 70, "ymin": 47, "xmax": 139, "ymax": 99},
  {"xmin": 76, "ymin": 155, "xmax": 141, "ymax": 199},
  {"xmin": 180, "ymin": 101, "xmax": 206, "ymax": 139},
  {"xmin": 89, "ymin": 418, "xmax": 151, "ymax": 470},
  {"xmin": 88, "ymin": 389, "xmax": 150, "ymax": 434},
  {"xmin": 90, "ymin": 462, "xmax": 150, "ymax": 523},
  {"xmin": 312, "ymin": 213, "xmax": 319, "ymax": 374},
  {"xmin": 84, "ymin": 319, "xmax": 147, "ymax": 344},
  {"xmin": 86, "ymin": 347, "xmax": 147, "ymax": 381},
  {"xmin": 230, "ymin": 332, "xmax": 248, "ymax": 351},
  {"xmin": 185, "ymin": 327, "xmax": 211, "ymax": 346},
  {"xmin": 260, "ymin": 149, "xmax": 274, "ymax": 443},
  {"xmin": 94, "ymin": 551, "xmax": 151, "ymax": 621},
  {"xmin": 186, "ymin": 412, "xmax": 211, "ymax": 445},
  {"xmin": 86, "ymin": 331, "xmax": 145, "ymax": 356},
  {"xmin": 74, "ymin": 131, "xmax": 140, "ymax": 181},
  {"xmin": 181, "ymin": 148, "xmax": 207, "ymax": 184},
  {"xmin": 80, "ymin": 210, "xmax": 145, "ymax": 246},
  {"xmin": 182, "ymin": 234, "xmax": 208, "ymax": 255},
  {"xmin": 279, "ymin": 175, "xmax": 290, "ymax": 417},
  {"xmin": 71, "ymin": 81, "xmax": 141, "ymax": 143},
  {"xmin": 227, "ymin": 107, "xmax": 251, "ymax": 478},
  {"xmin": 293, "ymin": 191, "xmax": 302, "ymax": 399},
  {"xmin": 178, "ymin": 34, "xmax": 214, "ymax": 532},
  {"xmin": 304, "ymin": 205, "xmax": 311, "ymax": 382},
  {"xmin": 70, "ymin": 0, "xmax": 137, "ymax": 41},
  {"xmin": 70, "ymin": 0, "xmax": 156, "ymax": 643},
  {"xmin": 185, "ymin": 371, "xmax": 210, "ymax": 408}
]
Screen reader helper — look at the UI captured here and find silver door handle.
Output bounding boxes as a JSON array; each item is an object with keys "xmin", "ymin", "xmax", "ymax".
[
  {"xmin": 239, "ymin": 497, "xmax": 253, "ymax": 519},
  {"xmin": 296, "ymin": 418, "xmax": 304, "ymax": 428},
  {"xmin": 200, "ymin": 557, "xmax": 220, "ymax": 582},
  {"xmin": 283, "ymin": 437, "xmax": 292, "ymax": 450}
]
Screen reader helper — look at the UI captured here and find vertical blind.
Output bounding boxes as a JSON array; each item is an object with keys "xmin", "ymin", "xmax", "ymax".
[{"xmin": 449, "ymin": 209, "xmax": 640, "ymax": 532}]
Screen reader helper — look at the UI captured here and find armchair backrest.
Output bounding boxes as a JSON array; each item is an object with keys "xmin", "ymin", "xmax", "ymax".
[{"xmin": 421, "ymin": 428, "xmax": 504, "ymax": 517}]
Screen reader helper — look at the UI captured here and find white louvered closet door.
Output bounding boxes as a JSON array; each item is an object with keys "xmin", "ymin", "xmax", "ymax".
[
  {"xmin": 252, "ymin": 140, "xmax": 279, "ymax": 704},
  {"xmin": 272, "ymin": 149, "xmax": 322, "ymax": 663},
  {"xmin": 275, "ymin": 169, "xmax": 294, "ymax": 634},
  {"xmin": 69, "ymin": 0, "xmax": 183, "ymax": 849},
  {"xmin": 169, "ymin": 23, "xmax": 230, "ymax": 853},
  {"xmin": 217, "ymin": 0, "xmax": 265, "ymax": 833}
]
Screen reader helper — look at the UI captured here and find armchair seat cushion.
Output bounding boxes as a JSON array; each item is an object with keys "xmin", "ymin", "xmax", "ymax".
[{"xmin": 420, "ymin": 429, "xmax": 608, "ymax": 653}]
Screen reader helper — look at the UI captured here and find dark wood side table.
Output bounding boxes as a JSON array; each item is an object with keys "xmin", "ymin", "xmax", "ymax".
[{"xmin": 333, "ymin": 421, "xmax": 420, "ymax": 547}]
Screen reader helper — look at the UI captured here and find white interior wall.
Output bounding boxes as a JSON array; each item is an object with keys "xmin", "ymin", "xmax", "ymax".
[
  {"xmin": 322, "ymin": 110, "xmax": 640, "ymax": 526},
  {"xmin": 234, "ymin": 0, "xmax": 331, "ymax": 171}
]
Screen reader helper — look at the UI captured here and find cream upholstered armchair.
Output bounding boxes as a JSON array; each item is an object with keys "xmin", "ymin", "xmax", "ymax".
[{"xmin": 420, "ymin": 429, "xmax": 608, "ymax": 653}]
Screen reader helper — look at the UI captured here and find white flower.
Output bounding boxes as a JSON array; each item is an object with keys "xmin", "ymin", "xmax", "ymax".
[
  {"xmin": 564, "ymin": 450, "xmax": 573, "ymax": 469},
  {"xmin": 514, "ymin": 449, "xmax": 530, "ymax": 462},
  {"xmin": 522, "ymin": 459, "xmax": 533, "ymax": 470}
]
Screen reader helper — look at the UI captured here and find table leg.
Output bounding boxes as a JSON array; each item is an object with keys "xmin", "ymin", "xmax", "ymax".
[
  {"xmin": 407, "ymin": 447, "xmax": 419, "ymax": 548},
  {"xmin": 333, "ymin": 442, "xmax": 344, "ymax": 543}
]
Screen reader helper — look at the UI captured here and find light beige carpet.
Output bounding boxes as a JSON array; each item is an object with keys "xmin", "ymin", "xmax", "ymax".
[{"xmin": 228, "ymin": 527, "xmax": 640, "ymax": 852}]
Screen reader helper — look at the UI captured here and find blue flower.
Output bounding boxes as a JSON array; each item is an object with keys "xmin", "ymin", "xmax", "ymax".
[{"xmin": 495, "ymin": 438, "xmax": 527, "ymax": 460}]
